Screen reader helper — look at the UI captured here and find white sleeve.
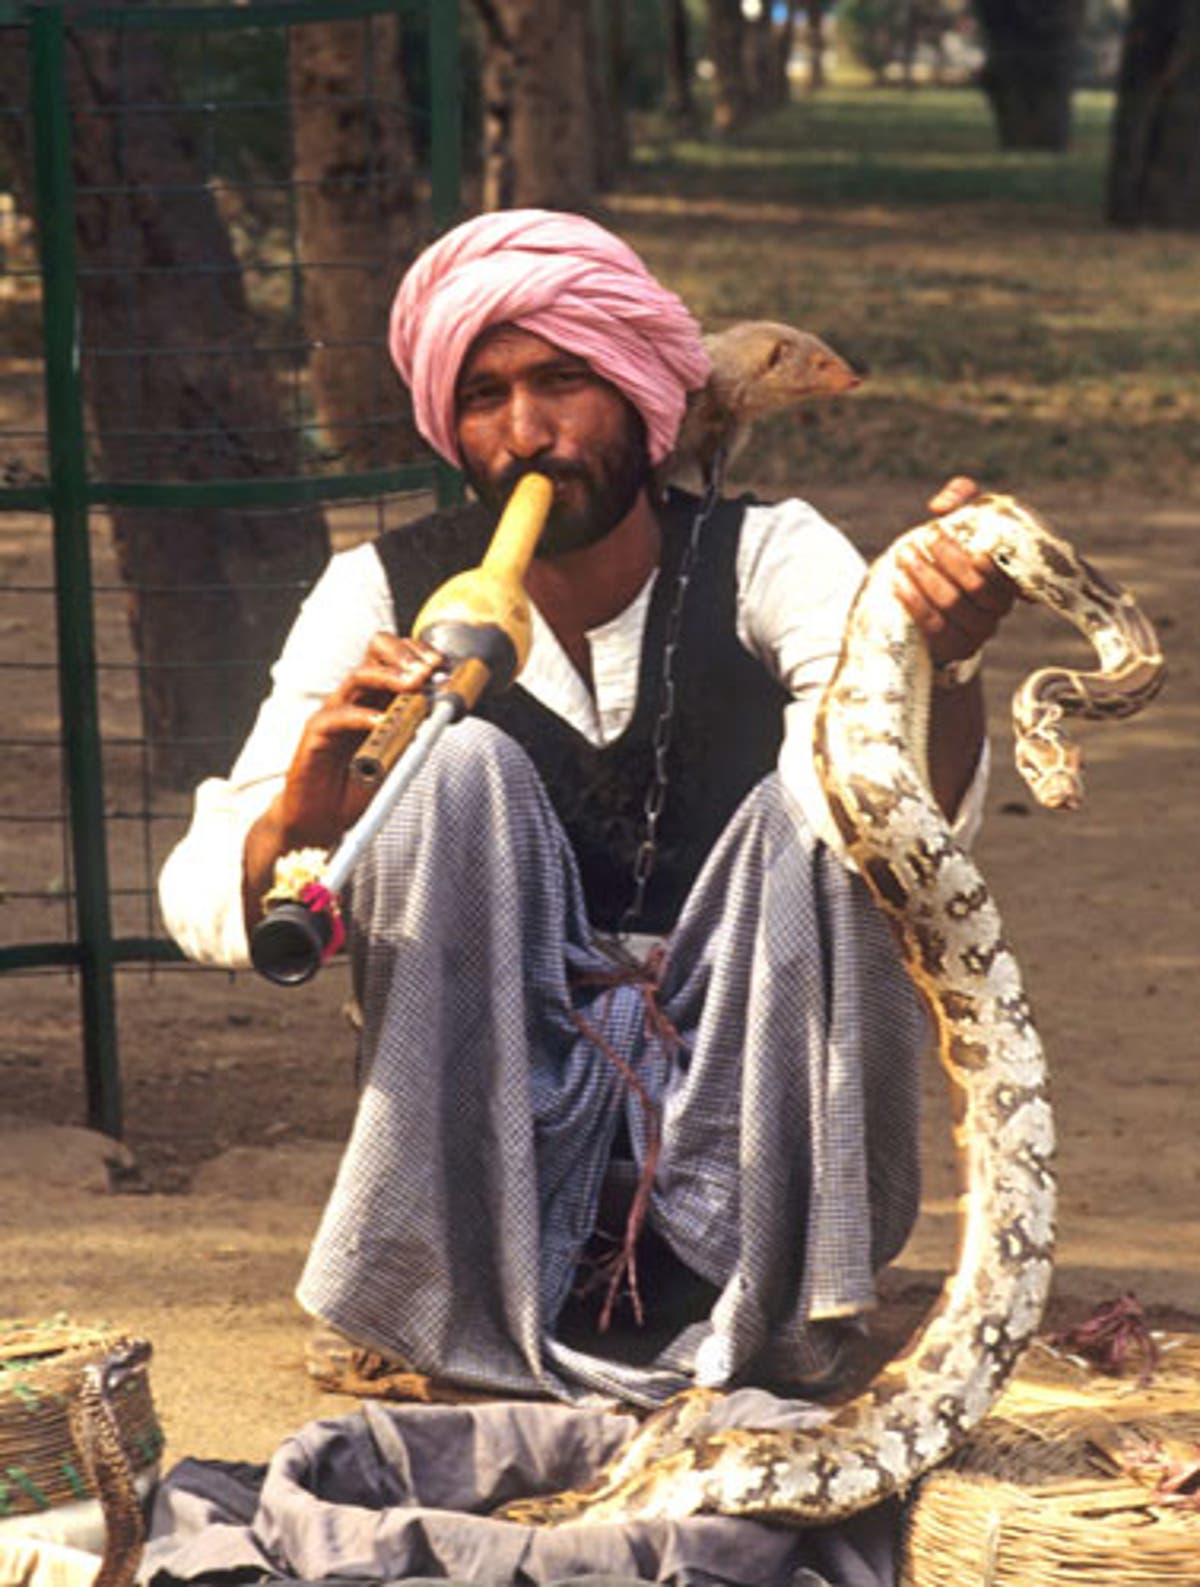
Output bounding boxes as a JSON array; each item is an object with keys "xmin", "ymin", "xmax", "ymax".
[
  {"xmin": 735, "ymin": 498, "xmax": 989, "ymax": 855},
  {"xmin": 157, "ymin": 543, "xmax": 395, "ymax": 967}
]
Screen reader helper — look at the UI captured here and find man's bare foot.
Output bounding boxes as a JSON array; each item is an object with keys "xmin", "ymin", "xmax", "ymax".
[{"xmin": 305, "ymin": 1323, "xmax": 493, "ymax": 1404}]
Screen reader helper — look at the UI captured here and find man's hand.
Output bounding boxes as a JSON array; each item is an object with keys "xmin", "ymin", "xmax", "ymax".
[
  {"xmin": 272, "ymin": 634, "xmax": 442, "ymax": 850},
  {"xmin": 242, "ymin": 634, "xmax": 441, "ymax": 932},
  {"xmin": 893, "ymin": 475, "xmax": 1017, "ymax": 668},
  {"xmin": 886, "ymin": 476, "xmax": 1018, "ymax": 823}
]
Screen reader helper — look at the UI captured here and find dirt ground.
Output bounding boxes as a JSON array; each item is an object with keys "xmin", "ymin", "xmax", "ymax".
[{"xmin": 1, "ymin": 474, "xmax": 1198, "ymax": 1479}]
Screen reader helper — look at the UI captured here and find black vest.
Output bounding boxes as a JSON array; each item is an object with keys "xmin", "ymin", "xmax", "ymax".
[{"xmin": 374, "ymin": 489, "xmax": 790, "ymax": 934}]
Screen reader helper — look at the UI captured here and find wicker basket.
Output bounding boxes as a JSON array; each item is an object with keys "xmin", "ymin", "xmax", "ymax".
[
  {"xmin": 0, "ymin": 1318, "xmax": 162, "ymax": 1520},
  {"xmin": 901, "ymin": 1333, "xmax": 1200, "ymax": 1585}
]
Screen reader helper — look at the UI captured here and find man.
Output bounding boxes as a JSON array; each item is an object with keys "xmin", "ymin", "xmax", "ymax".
[{"xmin": 160, "ymin": 209, "xmax": 1014, "ymax": 1408}]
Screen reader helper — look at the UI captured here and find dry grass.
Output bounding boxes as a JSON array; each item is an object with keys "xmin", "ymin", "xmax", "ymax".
[{"xmin": 609, "ymin": 87, "xmax": 1200, "ymax": 494}]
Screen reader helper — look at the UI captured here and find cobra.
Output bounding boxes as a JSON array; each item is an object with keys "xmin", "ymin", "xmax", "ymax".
[
  {"xmin": 68, "ymin": 1338, "xmax": 153, "ymax": 1587},
  {"xmin": 498, "ymin": 492, "xmax": 1165, "ymax": 1526}
]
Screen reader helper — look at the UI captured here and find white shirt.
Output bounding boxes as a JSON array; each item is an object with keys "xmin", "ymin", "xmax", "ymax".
[{"xmin": 159, "ymin": 497, "xmax": 987, "ymax": 966}]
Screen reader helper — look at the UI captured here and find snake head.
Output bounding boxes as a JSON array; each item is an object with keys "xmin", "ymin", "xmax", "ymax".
[
  {"xmin": 1014, "ymin": 733, "xmax": 1083, "ymax": 811},
  {"xmin": 100, "ymin": 1338, "xmax": 153, "ymax": 1397}
]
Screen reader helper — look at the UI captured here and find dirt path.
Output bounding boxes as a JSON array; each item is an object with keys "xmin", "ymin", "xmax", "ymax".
[{"xmin": 1, "ymin": 480, "xmax": 1197, "ymax": 1468}]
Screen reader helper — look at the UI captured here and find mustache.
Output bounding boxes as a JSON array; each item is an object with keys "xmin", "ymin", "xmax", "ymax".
[{"xmin": 492, "ymin": 457, "xmax": 590, "ymax": 498}]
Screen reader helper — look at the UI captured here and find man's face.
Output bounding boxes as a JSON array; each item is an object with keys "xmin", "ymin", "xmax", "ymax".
[{"xmin": 454, "ymin": 325, "xmax": 651, "ymax": 557}]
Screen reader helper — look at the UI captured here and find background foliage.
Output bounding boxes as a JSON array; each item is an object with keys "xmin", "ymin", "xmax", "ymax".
[{"xmin": 617, "ymin": 83, "xmax": 1200, "ymax": 493}]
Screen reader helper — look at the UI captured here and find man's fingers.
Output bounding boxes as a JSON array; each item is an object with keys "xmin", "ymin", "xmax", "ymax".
[
  {"xmin": 893, "ymin": 563, "xmax": 947, "ymax": 639},
  {"xmin": 364, "ymin": 632, "xmax": 443, "ymax": 678},
  {"xmin": 895, "ymin": 565, "xmax": 992, "ymax": 661},
  {"xmin": 895, "ymin": 529, "xmax": 1016, "ymax": 663},
  {"xmin": 275, "ymin": 644, "xmax": 438, "ymax": 851},
  {"xmin": 926, "ymin": 475, "xmax": 980, "ymax": 515},
  {"xmin": 329, "ymin": 634, "xmax": 444, "ymax": 705},
  {"xmin": 332, "ymin": 659, "xmax": 438, "ymax": 708},
  {"xmin": 305, "ymin": 701, "xmax": 388, "ymax": 746},
  {"xmin": 895, "ymin": 544, "xmax": 959, "ymax": 626},
  {"xmin": 919, "ymin": 529, "xmax": 1017, "ymax": 615},
  {"xmin": 330, "ymin": 668, "xmax": 398, "ymax": 709}
]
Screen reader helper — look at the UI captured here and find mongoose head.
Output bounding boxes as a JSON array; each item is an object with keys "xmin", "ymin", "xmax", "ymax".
[{"xmin": 704, "ymin": 321, "xmax": 862, "ymax": 418}]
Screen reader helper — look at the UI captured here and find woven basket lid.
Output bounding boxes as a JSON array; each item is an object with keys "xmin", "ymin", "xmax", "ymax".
[{"xmin": 0, "ymin": 1317, "xmax": 162, "ymax": 1519}]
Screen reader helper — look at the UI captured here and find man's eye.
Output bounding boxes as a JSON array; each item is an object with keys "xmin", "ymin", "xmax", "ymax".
[
  {"xmin": 543, "ymin": 368, "xmax": 589, "ymax": 390},
  {"xmin": 458, "ymin": 385, "xmax": 503, "ymax": 411}
]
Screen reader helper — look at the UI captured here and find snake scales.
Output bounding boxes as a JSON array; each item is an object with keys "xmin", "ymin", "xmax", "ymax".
[
  {"xmin": 68, "ymin": 1339, "xmax": 152, "ymax": 1587},
  {"xmin": 499, "ymin": 491, "xmax": 1165, "ymax": 1528},
  {"xmin": 69, "ymin": 499, "xmax": 1163, "ymax": 1548}
]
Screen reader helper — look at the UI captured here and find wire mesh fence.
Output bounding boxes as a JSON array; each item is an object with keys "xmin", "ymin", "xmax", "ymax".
[{"xmin": 0, "ymin": 0, "xmax": 461, "ymax": 1135}]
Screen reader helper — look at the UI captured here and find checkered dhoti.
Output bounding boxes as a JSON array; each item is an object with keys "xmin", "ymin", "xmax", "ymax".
[{"xmin": 297, "ymin": 719, "xmax": 928, "ymax": 1405}]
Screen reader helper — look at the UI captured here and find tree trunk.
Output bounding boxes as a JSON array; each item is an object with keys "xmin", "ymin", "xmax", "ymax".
[
  {"xmin": 770, "ymin": 1, "xmax": 799, "ymax": 106},
  {"xmin": 663, "ymin": 0, "xmax": 696, "ymax": 124},
  {"xmin": 585, "ymin": 0, "xmax": 629, "ymax": 191},
  {"xmin": 1108, "ymin": 0, "xmax": 1200, "ymax": 228},
  {"xmin": 748, "ymin": 0, "xmax": 797, "ymax": 108},
  {"xmin": 602, "ymin": 0, "xmax": 632, "ymax": 180},
  {"xmin": 807, "ymin": 0, "xmax": 828, "ymax": 93},
  {"xmin": 973, "ymin": 0, "xmax": 1086, "ymax": 149},
  {"xmin": 899, "ymin": 0, "xmax": 919, "ymax": 89},
  {"xmin": 706, "ymin": 0, "xmax": 749, "ymax": 133},
  {"xmin": 473, "ymin": 0, "xmax": 597, "ymax": 209},
  {"xmin": 288, "ymin": 16, "xmax": 422, "ymax": 472},
  {"xmin": 479, "ymin": 22, "xmax": 516, "ymax": 211},
  {"xmin": 586, "ymin": 2, "xmax": 615, "ymax": 191},
  {"xmin": 0, "ymin": 27, "xmax": 329, "ymax": 788},
  {"xmin": 746, "ymin": 6, "xmax": 772, "ymax": 102}
]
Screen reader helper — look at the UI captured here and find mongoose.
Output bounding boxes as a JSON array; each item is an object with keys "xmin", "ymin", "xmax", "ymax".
[{"xmin": 665, "ymin": 321, "xmax": 862, "ymax": 489}]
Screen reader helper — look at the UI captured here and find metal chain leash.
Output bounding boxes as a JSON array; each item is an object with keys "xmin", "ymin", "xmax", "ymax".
[{"xmin": 620, "ymin": 449, "xmax": 729, "ymax": 936}]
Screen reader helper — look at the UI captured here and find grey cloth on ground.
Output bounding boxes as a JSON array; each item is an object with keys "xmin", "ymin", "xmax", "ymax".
[
  {"xmin": 140, "ymin": 1395, "xmax": 899, "ymax": 1587},
  {"xmin": 297, "ymin": 720, "xmax": 928, "ymax": 1406}
]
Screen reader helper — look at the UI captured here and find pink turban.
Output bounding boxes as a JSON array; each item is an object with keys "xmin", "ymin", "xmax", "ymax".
[{"xmin": 388, "ymin": 209, "xmax": 712, "ymax": 467}]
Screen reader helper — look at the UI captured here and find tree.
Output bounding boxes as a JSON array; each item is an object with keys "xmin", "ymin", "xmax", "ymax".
[
  {"xmin": 288, "ymin": 15, "xmax": 423, "ymax": 471},
  {"xmin": 706, "ymin": 0, "xmax": 750, "ymax": 132},
  {"xmin": 472, "ymin": 0, "xmax": 598, "ymax": 209},
  {"xmin": 837, "ymin": 0, "xmax": 905, "ymax": 85},
  {"xmin": 589, "ymin": 0, "xmax": 632, "ymax": 189},
  {"xmin": 839, "ymin": 0, "xmax": 976, "ymax": 88},
  {"xmin": 664, "ymin": 0, "xmax": 698, "ymax": 123},
  {"xmin": 0, "ymin": 25, "xmax": 329, "ymax": 787},
  {"xmin": 807, "ymin": 0, "xmax": 831, "ymax": 92},
  {"xmin": 1108, "ymin": 0, "xmax": 1200, "ymax": 228},
  {"xmin": 972, "ymin": 0, "xmax": 1086, "ymax": 149},
  {"xmin": 747, "ymin": 0, "xmax": 799, "ymax": 108}
]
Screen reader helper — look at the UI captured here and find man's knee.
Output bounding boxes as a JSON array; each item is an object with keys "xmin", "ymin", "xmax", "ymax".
[
  {"xmin": 385, "ymin": 717, "xmax": 543, "ymax": 831},
  {"xmin": 421, "ymin": 716, "xmax": 539, "ymax": 791},
  {"xmin": 356, "ymin": 717, "xmax": 558, "ymax": 896}
]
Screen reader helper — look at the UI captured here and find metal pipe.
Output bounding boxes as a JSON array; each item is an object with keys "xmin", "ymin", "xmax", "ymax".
[{"xmin": 32, "ymin": 4, "xmax": 123, "ymax": 1137}]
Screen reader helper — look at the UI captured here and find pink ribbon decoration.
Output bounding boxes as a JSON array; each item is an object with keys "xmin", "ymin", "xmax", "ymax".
[{"xmin": 299, "ymin": 882, "xmax": 345, "ymax": 962}]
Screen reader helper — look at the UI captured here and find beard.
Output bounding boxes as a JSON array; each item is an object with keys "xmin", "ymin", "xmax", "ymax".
[{"xmin": 462, "ymin": 410, "xmax": 651, "ymax": 557}]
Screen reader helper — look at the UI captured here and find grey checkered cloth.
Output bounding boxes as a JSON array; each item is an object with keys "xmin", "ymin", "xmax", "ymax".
[{"xmin": 297, "ymin": 720, "xmax": 927, "ymax": 1407}]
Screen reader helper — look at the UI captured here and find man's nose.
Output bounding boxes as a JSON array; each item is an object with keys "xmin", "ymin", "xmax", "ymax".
[{"xmin": 505, "ymin": 386, "xmax": 555, "ymax": 459}]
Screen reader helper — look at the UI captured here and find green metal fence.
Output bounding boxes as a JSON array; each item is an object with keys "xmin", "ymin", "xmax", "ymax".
[{"xmin": 0, "ymin": 0, "xmax": 461, "ymax": 1138}]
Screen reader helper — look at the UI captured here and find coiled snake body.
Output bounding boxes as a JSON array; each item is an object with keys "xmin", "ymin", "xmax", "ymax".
[{"xmin": 500, "ymin": 492, "xmax": 1164, "ymax": 1527}]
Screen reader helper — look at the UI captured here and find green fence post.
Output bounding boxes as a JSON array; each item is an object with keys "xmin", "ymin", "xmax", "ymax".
[{"xmin": 30, "ymin": 3, "xmax": 123, "ymax": 1138}]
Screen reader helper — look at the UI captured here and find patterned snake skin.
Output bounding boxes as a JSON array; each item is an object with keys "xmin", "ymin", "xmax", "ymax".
[
  {"xmin": 67, "ymin": 1339, "xmax": 153, "ymax": 1587},
  {"xmin": 498, "ymin": 492, "xmax": 1165, "ymax": 1527}
]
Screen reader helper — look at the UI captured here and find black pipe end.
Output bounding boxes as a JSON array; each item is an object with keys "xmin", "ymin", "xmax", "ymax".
[{"xmin": 250, "ymin": 901, "xmax": 332, "ymax": 986}]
